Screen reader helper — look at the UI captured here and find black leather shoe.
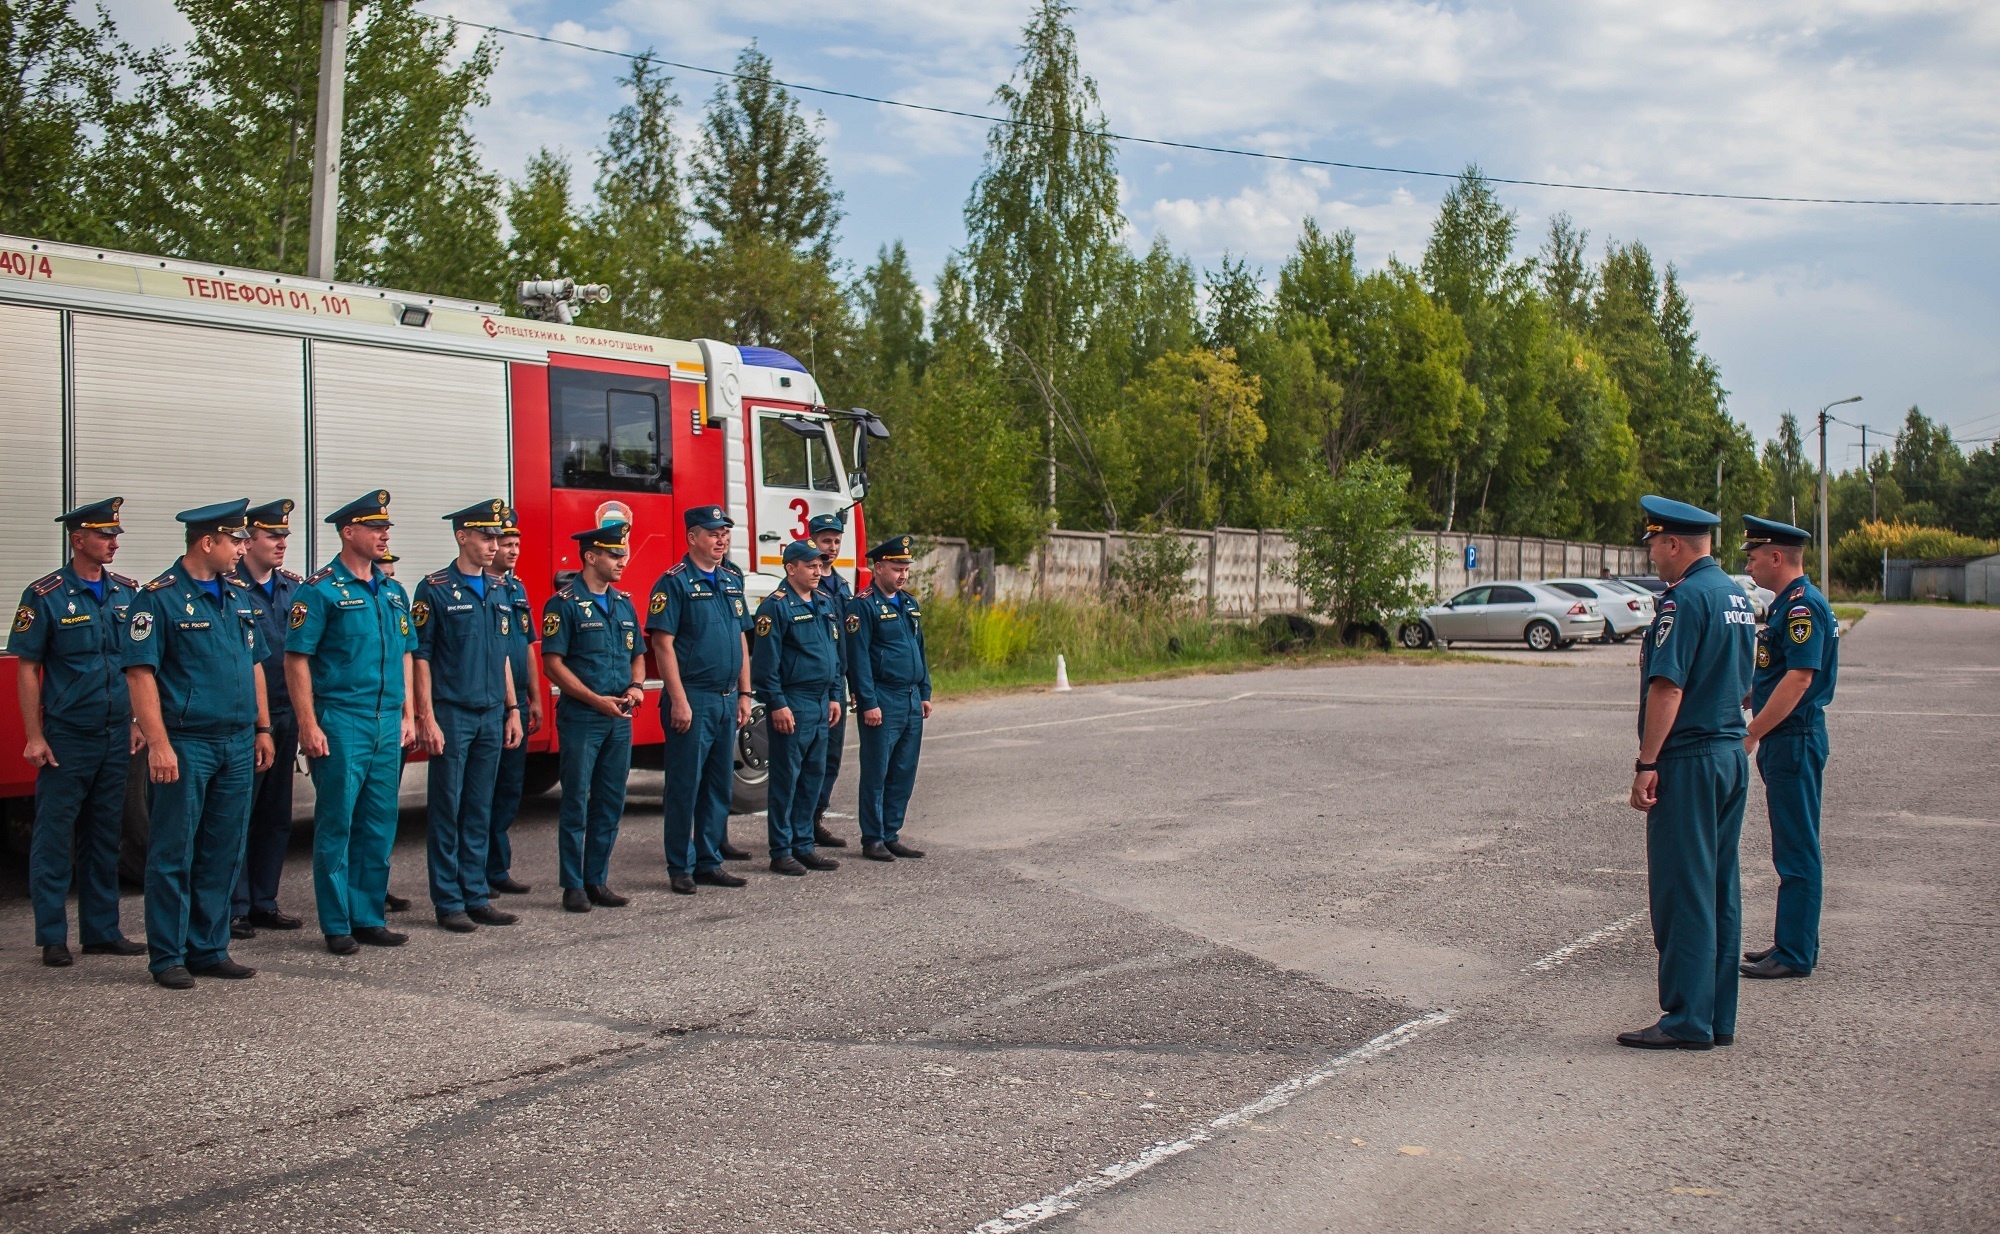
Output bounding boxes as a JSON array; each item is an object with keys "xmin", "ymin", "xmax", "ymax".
[
  {"xmin": 669, "ymin": 874, "xmax": 697, "ymax": 895},
  {"xmin": 1742, "ymin": 945, "xmax": 1776, "ymax": 963},
  {"xmin": 353, "ymin": 926, "xmax": 407, "ymax": 947},
  {"xmin": 437, "ymin": 911, "xmax": 478, "ymax": 933},
  {"xmin": 325, "ymin": 934, "xmax": 360, "ymax": 955},
  {"xmin": 563, "ymin": 888, "xmax": 592, "ymax": 913},
  {"xmin": 230, "ymin": 917, "xmax": 257, "ymax": 940},
  {"xmin": 249, "ymin": 909, "xmax": 303, "ymax": 930},
  {"xmin": 1714, "ymin": 1033, "xmax": 1736, "ymax": 1046},
  {"xmin": 693, "ymin": 868, "xmax": 747, "ymax": 887},
  {"xmin": 797, "ymin": 851, "xmax": 840, "ymax": 871},
  {"xmin": 190, "ymin": 958, "xmax": 257, "ymax": 979},
  {"xmin": 884, "ymin": 840, "xmax": 925, "ymax": 859},
  {"xmin": 1740, "ymin": 956, "xmax": 1807, "ymax": 979},
  {"xmin": 81, "ymin": 938, "xmax": 145, "ymax": 956},
  {"xmin": 466, "ymin": 905, "xmax": 517, "ymax": 926},
  {"xmin": 1616, "ymin": 1025, "xmax": 1713, "ymax": 1050},
  {"xmin": 862, "ymin": 842, "xmax": 895, "ymax": 862},
  {"xmin": 769, "ymin": 855, "xmax": 808, "ymax": 876},
  {"xmin": 385, "ymin": 893, "xmax": 412, "ymax": 913},
  {"xmin": 42, "ymin": 943, "xmax": 74, "ymax": 967},
  {"xmin": 813, "ymin": 822, "xmax": 848, "ymax": 848},
  {"xmin": 153, "ymin": 965, "xmax": 194, "ymax": 989},
  {"xmin": 490, "ymin": 876, "xmax": 533, "ymax": 895},
  {"xmin": 586, "ymin": 884, "xmax": 630, "ymax": 907},
  {"xmin": 719, "ymin": 841, "xmax": 752, "ymax": 861}
]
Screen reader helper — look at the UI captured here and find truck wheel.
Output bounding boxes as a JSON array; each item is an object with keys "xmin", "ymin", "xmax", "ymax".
[
  {"xmin": 732, "ymin": 703, "xmax": 769, "ymax": 814},
  {"xmin": 521, "ymin": 753, "xmax": 561, "ymax": 799},
  {"xmin": 1524, "ymin": 620, "xmax": 1559, "ymax": 652},
  {"xmin": 118, "ymin": 753, "xmax": 150, "ymax": 887}
]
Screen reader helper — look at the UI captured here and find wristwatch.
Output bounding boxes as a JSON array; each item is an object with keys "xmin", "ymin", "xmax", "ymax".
[
  {"xmin": 255, "ymin": 725, "xmax": 272, "ymax": 735},
  {"xmin": 1634, "ymin": 759, "xmax": 1658, "ymax": 773}
]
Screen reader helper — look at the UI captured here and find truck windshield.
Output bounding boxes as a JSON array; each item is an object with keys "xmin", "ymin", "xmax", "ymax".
[{"xmin": 759, "ymin": 415, "xmax": 841, "ymax": 492}]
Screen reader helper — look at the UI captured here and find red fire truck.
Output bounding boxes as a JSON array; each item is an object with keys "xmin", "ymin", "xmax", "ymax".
[{"xmin": 0, "ymin": 233, "xmax": 879, "ymax": 874}]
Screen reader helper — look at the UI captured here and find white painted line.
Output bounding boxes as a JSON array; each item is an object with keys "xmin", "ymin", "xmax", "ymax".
[
  {"xmin": 929, "ymin": 693, "xmax": 1256, "ymax": 743},
  {"xmin": 969, "ymin": 1010, "xmax": 1455, "ymax": 1234},
  {"xmin": 1524, "ymin": 911, "xmax": 1647, "ymax": 973}
]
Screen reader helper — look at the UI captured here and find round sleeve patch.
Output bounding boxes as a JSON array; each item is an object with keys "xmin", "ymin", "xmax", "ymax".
[
  {"xmin": 649, "ymin": 591, "xmax": 667, "ymax": 615},
  {"xmin": 288, "ymin": 601, "xmax": 308, "ymax": 629},
  {"xmin": 845, "ymin": 614, "xmax": 860, "ymax": 634},
  {"xmin": 542, "ymin": 611, "xmax": 561, "ymax": 638},
  {"xmin": 12, "ymin": 605, "xmax": 32, "ymax": 633},
  {"xmin": 754, "ymin": 613, "xmax": 773, "ymax": 637},
  {"xmin": 1653, "ymin": 615, "xmax": 1673, "ymax": 647},
  {"xmin": 1788, "ymin": 613, "xmax": 1812, "ymax": 644},
  {"xmin": 412, "ymin": 600, "xmax": 430, "ymax": 628}
]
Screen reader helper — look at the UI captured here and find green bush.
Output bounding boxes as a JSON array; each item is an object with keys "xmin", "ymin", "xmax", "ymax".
[
  {"xmin": 1831, "ymin": 520, "xmax": 1998, "ymax": 588},
  {"xmin": 921, "ymin": 594, "xmax": 1274, "ymax": 691}
]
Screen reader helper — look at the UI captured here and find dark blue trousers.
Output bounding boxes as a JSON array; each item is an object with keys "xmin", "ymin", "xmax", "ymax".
[
  {"xmin": 487, "ymin": 741, "xmax": 527, "ymax": 883},
  {"xmin": 857, "ymin": 685, "xmax": 924, "ymax": 846},
  {"xmin": 1757, "ymin": 728, "xmax": 1827, "ymax": 974},
  {"xmin": 1646, "ymin": 744, "xmax": 1748, "ymax": 1043},
  {"xmin": 144, "ymin": 733, "xmax": 254, "ymax": 974},
  {"xmin": 30, "ymin": 724, "xmax": 131, "ymax": 947},
  {"xmin": 663, "ymin": 690, "xmax": 736, "ymax": 875},
  {"xmin": 425, "ymin": 701, "xmax": 502, "ymax": 914},
  {"xmin": 233, "ymin": 711, "xmax": 297, "ymax": 917},
  {"xmin": 309, "ymin": 706, "xmax": 401, "ymax": 938},
  {"xmin": 814, "ymin": 698, "xmax": 847, "ymax": 820},
  {"xmin": 767, "ymin": 688, "xmax": 832, "ymax": 858},
  {"xmin": 557, "ymin": 702, "xmax": 631, "ymax": 888}
]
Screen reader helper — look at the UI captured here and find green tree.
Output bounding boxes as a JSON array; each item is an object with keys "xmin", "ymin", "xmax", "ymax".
[
  {"xmin": 0, "ymin": 0, "xmax": 136, "ymax": 243},
  {"xmin": 1203, "ymin": 254, "xmax": 1268, "ymax": 355},
  {"xmin": 505, "ymin": 149, "xmax": 585, "ymax": 290},
  {"xmin": 854, "ymin": 241, "xmax": 929, "ymax": 380},
  {"xmin": 1945, "ymin": 446, "xmax": 2000, "ymax": 539},
  {"xmin": 579, "ymin": 55, "xmax": 691, "ymax": 336},
  {"xmin": 1115, "ymin": 347, "xmax": 1266, "ymax": 528},
  {"xmin": 1761, "ymin": 412, "xmax": 1816, "ymax": 527},
  {"xmin": 1889, "ymin": 406, "xmax": 1964, "ymax": 514},
  {"xmin": 1279, "ymin": 453, "xmax": 1433, "ymax": 635},
  {"xmin": 1538, "ymin": 212, "xmax": 1594, "ymax": 332}
]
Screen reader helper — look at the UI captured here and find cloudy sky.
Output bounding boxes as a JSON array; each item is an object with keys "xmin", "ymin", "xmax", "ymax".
[{"xmin": 110, "ymin": 0, "xmax": 2000, "ymax": 464}]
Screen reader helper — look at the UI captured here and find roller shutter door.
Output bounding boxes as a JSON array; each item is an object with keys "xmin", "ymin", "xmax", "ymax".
[
  {"xmin": 0, "ymin": 306, "xmax": 67, "ymax": 648},
  {"xmin": 309, "ymin": 342, "xmax": 509, "ymax": 574},
  {"xmin": 72, "ymin": 315, "xmax": 306, "ymax": 581}
]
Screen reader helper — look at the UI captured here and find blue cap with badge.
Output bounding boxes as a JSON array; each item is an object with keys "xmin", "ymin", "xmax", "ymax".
[
  {"xmin": 806, "ymin": 513, "xmax": 845, "ymax": 537},
  {"xmin": 1639, "ymin": 495, "xmax": 1720, "ymax": 539},
  {"xmin": 572, "ymin": 523, "xmax": 630, "ymax": 555},
  {"xmin": 1740, "ymin": 514, "xmax": 1810, "ymax": 550},
  {"xmin": 326, "ymin": 490, "xmax": 393, "ymax": 527},
  {"xmin": 177, "ymin": 498, "xmax": 252, "ymax": 540},
  {"xmin": 781, "ymin": 538, "xmax": 825, "ymax": 564},
  {"xmin": 499, "ymin": 506, "xmax": 522, "ymax": 537},
  {"xmin": 866, "ymin": 535, "xmax": 916, "ymax": 562},
  {"xmin": 684, "ymin": 505, "xmax": 732, "ymax": 530},
  {"xmin": 247, "ymin": 498, "xmax": 294, "ymax": 535},
  {"xmin": 444, "ymin": 498, "xmax": 508, "ymax": 532},
  {"xmin": 57, "ymin": 496, "xmax": 123, "ymax": 532}
]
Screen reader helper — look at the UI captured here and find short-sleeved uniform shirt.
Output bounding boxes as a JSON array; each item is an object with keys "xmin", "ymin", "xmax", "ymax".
[
  {"xmin": 412, "ymin": 566, "xmax": 512, "ymax": 710},
  {"xmin": 235, "ymin": 564, "xmax": 302, "ymax": 716},
  {"xmin": 122, "ymin": 561, "xmax": 261, "ymax": 739},
  {"xmin": 751, "ymin": 585, "xmax": 842, "ymax": 711},
  {"xmin": 499, "ymin": 571, "xmax": 536, "ymax": 703},
  {"xmin": 286, "ymin": 557, "xmax": 416, "ymax": 714},
  {"xmin": 12, "ymin": 564, "xmax": 139, "ymax": 733},
  {"xmin": 644, "ymin": 555, "xmax": 750, "ymax": 692},
  {"xmin": 845, "ymin": 584, "xmax": 932, "ymax": 712},
  {"xmin": 1752, "ymin": 573, "xmax": 1838, "ymax": 734},
  {"xmin": 540, "ymin": 579, "xmax": 641, "ymax": 699},
  {"xmin": 1638, "ymin": 555, "xmax": 1756, "ymax": 754}
]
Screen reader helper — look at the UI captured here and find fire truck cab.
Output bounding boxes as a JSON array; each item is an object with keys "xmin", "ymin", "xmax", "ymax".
[{"xmin": 0, "ymin": 233, "xmax": 875, "ymax": 875}]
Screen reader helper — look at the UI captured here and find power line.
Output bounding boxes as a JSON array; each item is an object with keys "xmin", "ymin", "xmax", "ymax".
[{"xmin": 417, "ymin": 10, "xmax": 2000, "ymax": 209}]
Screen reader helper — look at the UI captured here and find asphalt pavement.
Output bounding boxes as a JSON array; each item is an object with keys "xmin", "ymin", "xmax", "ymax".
[{"xmin": 2, "ymin": 603, "xmax": 1994, "ymax": 1232}]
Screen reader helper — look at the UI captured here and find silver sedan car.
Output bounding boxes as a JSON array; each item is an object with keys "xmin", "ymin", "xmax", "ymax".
[
  {"xmin": 1544, "ymin": 577, "xmax": 1653, "ymax": 641},
  {"xmin": 1399, "ymin": 580, "xmax": 1608, "ymax": 651}
]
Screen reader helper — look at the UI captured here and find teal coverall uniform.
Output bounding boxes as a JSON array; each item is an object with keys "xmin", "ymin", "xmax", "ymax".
[
  {"xmin": 847, "ymin": 583, "xmax": 931, "ymax": 848},
  {"xmin": 645, "ymin": 556, "xmax": 750, "ymax": 875},
  {"xmin": 486, "ymin": 570, "xmax": 536, "ymax": 886},
  {"xmin": 412, "ymin": 565, "xmax": 512, "ymax": 915},
  {"xmin": 1638, "ymin": 555, "xmax": 1757, "ymax": 1043},
  {"xmin": 541, "ymin": 578, "xmax": 640, "ymax": 889},
  {"xmin": 15, "ymin": 564, "xmax": 139, "ymax": 948},
  {"xmin": 288, "ymin": 558, "xmax": 415, "ymax": 939},
  {"xmin": 751, "ymin": 585, "xmax": 843, "ymax": 859},
  {"xmin": 1752, "ymin": 575, "xmax": 1838, "ymax": 974},
  {"xmin": 812, "ymin": 566, "xmax": 855, "ymax": 822},
  {"xmin": 124, "ymin": 562, "xmax": 262, "ymax": 976}
]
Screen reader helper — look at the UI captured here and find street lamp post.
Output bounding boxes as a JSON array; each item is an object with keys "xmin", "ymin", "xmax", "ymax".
[{"xmin": 1817, "ymin": 395, "xmax": 1863, "ymax": 587}]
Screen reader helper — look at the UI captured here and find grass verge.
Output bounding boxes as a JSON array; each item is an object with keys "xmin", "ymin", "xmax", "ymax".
[{"xmin": 1831, "ymin": 604, "xmax": 1867, "ymax": 627}]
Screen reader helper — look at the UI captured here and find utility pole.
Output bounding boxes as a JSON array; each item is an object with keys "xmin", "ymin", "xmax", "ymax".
[
  {"xmin": 306, "ymin": 1, "xmax": 352, "ymax": 281},
  {"xmin": 1860, "ymin": 424, "xmax": 1877, "ymax": 521},
  {"xmin": 1817, "ymin": 395, "xmax": 1862, "ymax": 586}
]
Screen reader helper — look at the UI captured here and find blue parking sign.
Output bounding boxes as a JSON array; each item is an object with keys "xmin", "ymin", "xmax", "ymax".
[{"xmin": 1465, "ymin": 543, "xmax": 1479, "ymax": 571}]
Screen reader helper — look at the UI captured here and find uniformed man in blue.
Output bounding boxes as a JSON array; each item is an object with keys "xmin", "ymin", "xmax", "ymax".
[
  {"xmin": 124, "ymin": 500, "xmax": 277, "ymax": 989},
  {"xmin": 287, "ymin": 490, "xmax": 419, "ymax": 956},
  {"xmin": 541, "ymin": 523, "xmax": 643, "ymax": 912},
  {"xmin": 1738, "ymin": 514, "xmax": 1839, "ymax": 981},
  {"xmin": 1620, "ymin": 495, "xmax": 1756, "ymax": 1049},
  {"xmin": 847, "ymin": 535, "xmax": 932, "ymax": 863},
  {"xmin": 229, "ymin": 499, "xmax": 305, "ymax": 940},
  {"xmin": 413, "ymin": 499, "xmax": 525, "ymax": 933},
  {"xmin": 486, "ymin": 508, "xmax": 541, "ymax": 897},
  {"xmin": 752, "ymin": 538, "xmax": 846, "ymax": 876},
  {"xmin": 806, "ymin": 513, "xmax": 853, "ymax": 850},
  {"xmin": 646, "ymin": 505, "xmax": 754, "ymax": 895},
  {"xmin": 14, "ymin": 497, "xmax": 145, "ymax": 968}
]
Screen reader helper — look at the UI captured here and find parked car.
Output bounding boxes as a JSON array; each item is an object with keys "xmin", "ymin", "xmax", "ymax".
[
  {"xmin": 1545, "ymin": 577, "xmax": 1652, "ymax": 641},
  {"xmin": 1731, "ymin": 573, "xmax": 1776, "ymax": 621},
  {"xmin": 1615, "ymin": 574, "xmax": 1669, "ymax": 598},
  {"xmin": 1399, "ymin": 580, "xmax": 1607, "ymax": 651}
]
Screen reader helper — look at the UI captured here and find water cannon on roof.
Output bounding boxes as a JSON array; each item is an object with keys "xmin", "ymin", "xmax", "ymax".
[{"xmin": 517, "ymin": 277, "xmax": 612, "ymax": 324}]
